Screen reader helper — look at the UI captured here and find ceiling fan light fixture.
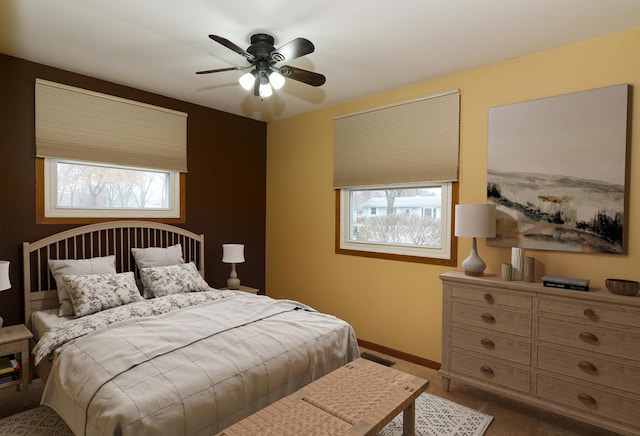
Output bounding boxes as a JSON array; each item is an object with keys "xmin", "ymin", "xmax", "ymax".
[
  {"xmin": 268, "ymin": 70, "xmax": 285, "ymax": 90},
  {"xmin": 199, "ymin": 33, "xmax": 325, "ymax": 96},
  {"xmin": 239, "ymin": 71, "xmax": 256, "ymax": 90}
]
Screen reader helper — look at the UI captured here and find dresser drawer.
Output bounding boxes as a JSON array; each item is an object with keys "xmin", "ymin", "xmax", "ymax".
[
  {"xmin": 538, "ymin": 317, "xmax": 640, "ymax": 361},
  {"xmin": 450, "ymin": 350, "xmax": 530, "ymax": 393},
  {"xmin": 537, "ymin": 374, "xmax": 640, "ymax": 428},
  {"xmin": 452, "ymin": 325, "xmax": 530, "ymax": 365},
  {"xmin": 452, "ymin": 285, "xmax": 532, "ymax": 309},
  {"xmin": 539, "ymin": 297, "xmax": 640, "ymax": 329},
  {"xmin": 452, "ymin": 301, "xmax": 531, "ymax": 337},
  {"xmin": 537, "ymin": 345, "xmax": 640, "ymax": 393}
]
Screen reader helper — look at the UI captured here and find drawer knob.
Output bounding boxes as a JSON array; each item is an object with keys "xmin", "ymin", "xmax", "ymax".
[
  {"xmin": 578, "ymin": 361, "xmax": 599, "ymax": 375},
  {"xmin": 484, "ymin": 293, "xmax": 494, "ymax": 303},
  {"xmin": 577, "ymin": 393, "xmax": 597, "ymax": 407},
  {"xmin": 579, "ymin": 332, "xmax": 599, "ymax": 345},
  {"xmin": 583, "ymin": 308, "xmax": 598, "ymax": 321},
  {"xmin": 481, "ymin": 313, "xmax": 496, "ymax": 324},
  {"xmin": 480, "ymin": 366, "xmax": 495, "ymax": 378},
  {"xmin": 480, "ymin": 338, "xmax": 495, "ymax": 350}
]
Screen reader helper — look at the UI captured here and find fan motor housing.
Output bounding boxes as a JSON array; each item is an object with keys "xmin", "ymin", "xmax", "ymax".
[{"xmin": 248, "ymin": 33, "xmax": 276, "ymax": 60}]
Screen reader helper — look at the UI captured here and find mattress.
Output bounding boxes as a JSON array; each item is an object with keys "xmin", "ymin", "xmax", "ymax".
[{"xmin": 30, "ymin": 308, "xmax": 72, "ymax": 341}]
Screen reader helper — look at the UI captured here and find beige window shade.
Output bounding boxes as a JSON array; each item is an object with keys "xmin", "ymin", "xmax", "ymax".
[
  {"xmin": 36, "ymin": 79, "xmax": 188, "ymax": 172},
  {"xmin": 334, "ymin": 90, "xmax": 460, "ymax": 188}
]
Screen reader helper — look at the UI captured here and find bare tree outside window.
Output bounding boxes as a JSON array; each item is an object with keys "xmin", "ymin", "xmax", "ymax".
[{"xmin": 57, "ymin": 162, "xmax": 169, "ymax": 210}]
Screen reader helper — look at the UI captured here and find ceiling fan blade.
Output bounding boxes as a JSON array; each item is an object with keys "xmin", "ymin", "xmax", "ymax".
[
  {"xmin": 208, "ymin": 35, "xmax": 254, "ymax": 60},
  {"xmin": 280, "ymin": 66, "xmax": 326, "ymax": 87},
  {"xmin": 271, "ymin": 38, "xmax": 314, "ymax": 62},
  {"xmin": 196, "ymin": 66, "xmax": 244, "ymax": 75}
]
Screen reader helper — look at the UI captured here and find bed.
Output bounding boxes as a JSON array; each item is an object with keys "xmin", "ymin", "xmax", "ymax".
[{"xmin": 23, "ymin": 221, "xmax": 359, "ymax": 435}]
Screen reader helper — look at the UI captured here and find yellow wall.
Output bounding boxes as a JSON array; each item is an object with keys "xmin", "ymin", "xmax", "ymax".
[{"xmin": 266, "ymin": 28, "xmax": 640, "ymax": 363}]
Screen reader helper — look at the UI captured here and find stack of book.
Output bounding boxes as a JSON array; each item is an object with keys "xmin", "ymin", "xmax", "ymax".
[
  {"xmin": 542, "ymin": 275, "xmax": 590, "ymax": 291},
  {"xmin": 0, "ymin": 355, "xmax": 21, "ymax": 384}
]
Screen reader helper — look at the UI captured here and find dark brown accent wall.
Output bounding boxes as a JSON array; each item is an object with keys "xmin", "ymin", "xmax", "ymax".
[{"xmin": 0, "ymin": 53, "xmax": 267, "ymax": 326}]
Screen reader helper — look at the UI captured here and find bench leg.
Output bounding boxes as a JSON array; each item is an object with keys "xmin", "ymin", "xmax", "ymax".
[{"xmin": 402, "ymin": 401, "xmax": 415, "ymax": 436}]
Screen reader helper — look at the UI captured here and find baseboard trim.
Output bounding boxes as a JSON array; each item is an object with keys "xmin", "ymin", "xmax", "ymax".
[{"xmin": 357, "ymin": 339, "xmax": 441, "ymax": 370}]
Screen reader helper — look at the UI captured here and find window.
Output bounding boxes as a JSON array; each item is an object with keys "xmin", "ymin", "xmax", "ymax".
[
  {"xmin": 35, "ymin": 79, "xmax": 187, "ymax": 223},
  {"xmin": 43, "ymin": 159, "xmax": 180, "ymax": 219},
  {"xmin": 338, "ymin": 183, "xmax": 454, "ymax": 262},
  {"xmin": 333, "ymin": 90, "xmax": 460, "ymax": 264}
]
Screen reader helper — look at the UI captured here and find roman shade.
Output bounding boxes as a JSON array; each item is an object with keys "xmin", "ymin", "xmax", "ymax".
[
  {"xmin": 334, "ymin": 90, "xmax": 460, "ymax": 188},
  {"xmin": 35, "ymin": 79, "xmax": 188, "ymax": 172}
]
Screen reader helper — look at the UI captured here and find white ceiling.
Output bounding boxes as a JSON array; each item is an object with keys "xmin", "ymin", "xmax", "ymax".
[{"xmin": 1, "ymin": 0, "xmax": 639, "ymax": 122}]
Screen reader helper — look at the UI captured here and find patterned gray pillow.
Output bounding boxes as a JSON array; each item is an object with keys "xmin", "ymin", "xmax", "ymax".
[
  {"xmin": 48, "ymin": 255, "xmax": 117, "ymax": 316},
  {"xmin": 131, "ymin": 244, "xmax": 185, "ymax": 298},
  {"xmin": 140, "ymin": 262, "xmax": 210, "ymax": 298},
  {"xmin": 63, "ymin": 271, "xmax": 144, "ymax": 317}
]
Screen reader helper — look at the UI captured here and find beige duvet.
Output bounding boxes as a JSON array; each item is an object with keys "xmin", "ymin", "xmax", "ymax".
[{"xmin": 39, "ymin": 292, "xmax": 359, "ymax": 435}]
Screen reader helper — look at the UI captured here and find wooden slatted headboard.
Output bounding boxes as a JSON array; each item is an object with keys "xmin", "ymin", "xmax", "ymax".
[{"xmin": 23, "ymin": 221, "xmax": 205, "ymax": 330}]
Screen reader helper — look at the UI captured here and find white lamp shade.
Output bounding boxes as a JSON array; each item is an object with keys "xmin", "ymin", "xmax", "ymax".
[
  {"xmin": 269, "ymin": 71, "xmax": 285, "ymax": 90},
  {"xmin": 259, "ymin": 81, "xmax": 273, "ymax": 97},
  {"xmin": 455, "ymin": 204, "xmax": 496, "ymax": 238},
  {"xmin": 239, "ymin": 72, "xmax": 256, "ymax": 90},
  {"xmin": 222, "ymin": 244, "xmax": 245, "ymax": 264},
  {"xmin": 0, "ymin": 261, "xmax": 10, "ymax": 291}
]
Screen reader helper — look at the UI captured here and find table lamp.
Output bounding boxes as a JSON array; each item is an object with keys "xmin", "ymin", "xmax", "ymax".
[
  {"xmin": 222, "ymin": 244, "xmax": 245, "ymax": 289},
  {"xmin": 0, "ymin": 261, "xmax": 10, "ymax": 328},
  {"xmin": 454, "ymin": 204, "xmax": 496, "ymax": 276}
]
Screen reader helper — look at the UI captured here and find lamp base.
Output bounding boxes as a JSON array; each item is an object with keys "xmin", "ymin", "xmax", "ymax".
[
  {"xmin": 462, "ymin": 237, "xmax": 487, "ymax": 276},
  {"xmin": 464, "ymin": 270, "xmax": 485, "ymax": 277},
  {"xmin": 227, "ymin": 263, "xmax": 241, "ymax": 290}
]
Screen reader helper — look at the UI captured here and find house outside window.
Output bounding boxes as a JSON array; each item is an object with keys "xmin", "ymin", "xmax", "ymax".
[{"xmin": 359, "ymin": 195, "xmax": 442, "ymax": 221}]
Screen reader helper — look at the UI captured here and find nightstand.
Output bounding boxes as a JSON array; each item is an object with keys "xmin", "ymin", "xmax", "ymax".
[
  {"xmin": 0, "ymin": 324, "xmax": 33, "ymax": 406},
  {"xmin": 221, "ymin": 285, "xmax": 261, "ymax": 295}
]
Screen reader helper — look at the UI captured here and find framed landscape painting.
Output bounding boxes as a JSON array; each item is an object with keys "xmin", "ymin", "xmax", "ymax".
[{"xmin": 486, "ymin": 84, "xmax": 629, "ymax": 254}]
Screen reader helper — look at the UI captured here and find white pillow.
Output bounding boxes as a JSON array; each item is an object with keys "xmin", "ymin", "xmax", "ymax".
[
  {"xmin": 139, "ymin": 262, "xmax": 210, "ymax": 298},
  {"xmin": 63, "ymin": 272, "xmax": 144, "ymax": 317},
  {"xmin": 48, "ymin": 255, "xmax": 117, "ymax": 316},
  {"xmin": 132, "ymin": 244, "xmax": 185, "ymax": 298},
  {"xmin": 131, "ymin": 244, "xmax": 184, "ymax": 269}
]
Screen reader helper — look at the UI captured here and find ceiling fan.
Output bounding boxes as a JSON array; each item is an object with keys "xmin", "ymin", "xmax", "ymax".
[{"xmin": 196, "ymin": 33, "xmax": 326, "ymax": 98}]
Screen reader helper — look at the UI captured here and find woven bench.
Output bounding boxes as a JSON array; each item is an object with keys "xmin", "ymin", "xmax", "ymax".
[{"xmin": 217, "ymin": 357, "xmax": 429, "ymax": 435}]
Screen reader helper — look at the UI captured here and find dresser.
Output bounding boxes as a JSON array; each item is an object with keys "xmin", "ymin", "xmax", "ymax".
[{"xmin": 440, "ymin": 271, "xmax": 640, "ymax": 435}]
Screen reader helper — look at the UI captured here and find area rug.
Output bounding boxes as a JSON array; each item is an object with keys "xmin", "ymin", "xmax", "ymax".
[
  {"xmin": 0, "ymin": 406, "xmax": 72, "ymax": 436},
  {"xmin": 0, "ymin": 393, "xmax": 492, "ymax": 436},
  {"xmin": 380, "ymin": 392, "xmax": 493, "ymax": 436}
]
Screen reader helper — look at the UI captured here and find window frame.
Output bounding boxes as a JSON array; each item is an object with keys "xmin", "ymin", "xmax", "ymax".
[
  {"xmin": 335, "ymin": 182, "xmax": 458, "ymax": 265},
  {"xmin": 36, "ymin": 157, "xmax": 186, "ymax": 224}
]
